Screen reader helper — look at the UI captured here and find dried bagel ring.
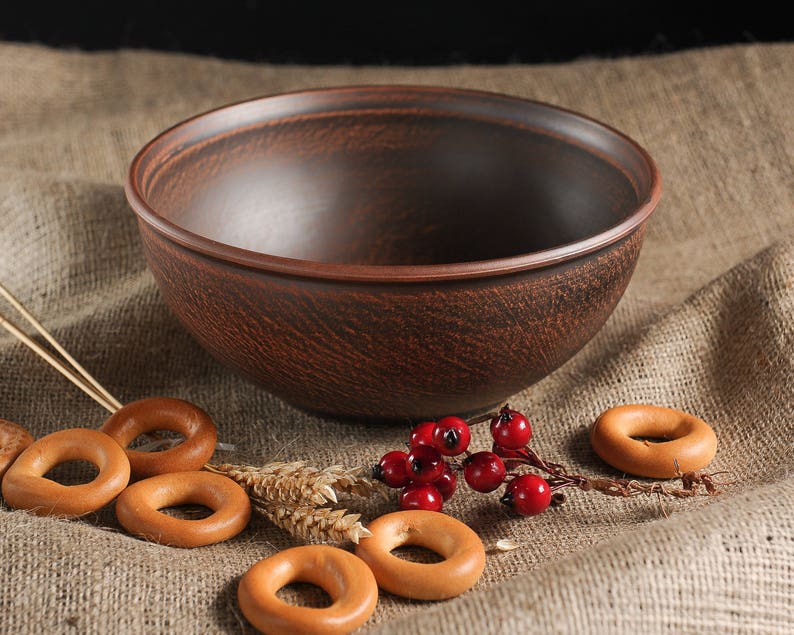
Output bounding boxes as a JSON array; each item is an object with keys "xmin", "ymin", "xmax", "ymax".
[
  {"xmin": 590, "ymin": 404, "xmax": 717, "ymax": 478},
  {"xmin": 1, "ymin": 428, "xmax": 130, "ymax": 517},
  {"xmin": 100, "ymin": 397, "xmax": 217, "ymax": 478},
  {"xmin": 115, "ymin": 470, "xmax": 251, "ymax": 548},
  {"xmin": 0, "ymin": 418, "xmax": 33, "ymax": 481},
  {"xmin": 355, "ymin": 510, "xmax": 485, "ymax": 600},
  {"xmin": 238, "ymin": 545, "xmax": 378, "ymax": 635}
]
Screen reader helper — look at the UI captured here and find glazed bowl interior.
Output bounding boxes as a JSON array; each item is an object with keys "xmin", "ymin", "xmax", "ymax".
[{"xmin": 133, "ymin": 88, "xmax": 656, "ymax": 273}]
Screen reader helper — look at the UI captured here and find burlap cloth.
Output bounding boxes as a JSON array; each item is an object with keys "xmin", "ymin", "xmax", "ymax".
[{"xmin": 0, "ymin": 42, "xmax": 792, "ymax": 633}]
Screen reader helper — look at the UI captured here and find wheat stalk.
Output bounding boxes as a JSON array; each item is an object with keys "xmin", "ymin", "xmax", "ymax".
[
  {"xmin": 254, "ymin": 499, "xmax": 373, "ymax": 544},
  {"xmin": 205, "ymin": 461, "xmax": 334, "ymax": 505},
  {"xmin": 205, "ymin": 461, "xmax": 386, "ymax": 506},
  {"xmin": 204, "ymin": 461, "xmax": 387, "ymax": 543}
]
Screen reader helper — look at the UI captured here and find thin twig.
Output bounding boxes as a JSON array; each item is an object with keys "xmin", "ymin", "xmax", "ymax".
[
  {"xmin": 0, "ymin": 311, "xmax": 117, "ymax": 413},
  {"xmin": 466, "ymin": 402, "xmax": 508, "ymax": 426},
  {"xmin": 500, "ymin": 444, "xmax": 726, "ymax": 500},
  {"xmin": 0, "ymin": 282, "xmax": 122, "ymax": 410},
  {"xmin": 0, "ymin": 282, "xmax": 239, "ymax": 454}
]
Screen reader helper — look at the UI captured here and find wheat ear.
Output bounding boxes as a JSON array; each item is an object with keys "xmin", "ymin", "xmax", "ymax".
[
  {"xmin": 204, "ymin": 461, "xmax": 386, "ymax": 543},
  {"xmin": 254, "ymin": 500, "xmax": 373, "ymax": 544},
  {"xmin": 205, "ymin": 461, "xmax": 386, "ymax": 505}
]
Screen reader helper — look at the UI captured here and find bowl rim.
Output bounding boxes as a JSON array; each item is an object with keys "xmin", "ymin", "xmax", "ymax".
[{"xmin": 126, "ymin": 85, "xmax": 661, "ymax": 283}]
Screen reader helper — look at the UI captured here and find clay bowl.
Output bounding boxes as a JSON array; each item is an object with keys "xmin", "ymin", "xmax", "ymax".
[{"xmin": 126, "ymin": 86, "xmax": 661, "ymax": 420}]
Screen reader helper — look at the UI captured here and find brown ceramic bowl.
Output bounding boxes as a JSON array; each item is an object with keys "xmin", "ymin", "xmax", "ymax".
[{"xmin": 126, "ymin": 86, "xmax": 660, "ymax": 420}]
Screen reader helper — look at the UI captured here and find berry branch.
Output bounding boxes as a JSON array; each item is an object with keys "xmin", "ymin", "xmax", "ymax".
[
  {"xmin": 373, "ymin": 405, "xmax": 726, "ymax": 517},
  {"xmin": 500, "ymin": 445, "xmax": 724, "ymax": 498}
]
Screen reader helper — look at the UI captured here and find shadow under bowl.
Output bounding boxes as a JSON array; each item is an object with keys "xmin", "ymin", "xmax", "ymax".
[{"xmin": 126, "ymin": 86, "xmax": 661, "ymax": 420}]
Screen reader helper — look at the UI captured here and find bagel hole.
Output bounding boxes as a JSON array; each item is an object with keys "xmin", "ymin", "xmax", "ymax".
[
  {"xmin": 390, "ymin": 545, "xmax": 445, "ymax": 564},
  {"xmin": 157, "ymin": 504, "xmax": 214, "ymax": 520},
  {"xmin": 276, "ymin": 582, "xmax": 333, "ymax": 608},
  {"xmin": 630, "ymin": 435, "xmax": 673, "ymax": 444},
  {"xmin": 43, "ymin": 460, "xmax": 99, "ymax": 485},
  {"xmin": 129, "ymin": 430, "xmax": 185, "ymax": 452}
]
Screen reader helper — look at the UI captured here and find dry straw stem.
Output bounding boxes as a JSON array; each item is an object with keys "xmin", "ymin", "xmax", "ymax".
[
  {"xmin": 0, "ymin": 281, "xmax": 122, "ymax": 413},
  {"xmin": 254, "ymin": 500, "xmax": 373, "ymax": 544},
  {"xmin": 204, "ymin": 461, "xmax": 386, "ymax": 506}
]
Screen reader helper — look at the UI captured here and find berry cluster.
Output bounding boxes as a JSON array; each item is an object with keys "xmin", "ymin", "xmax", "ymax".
[{"xmin": 372, "ymin": 406, "xmax": 551, "ymax": 516}]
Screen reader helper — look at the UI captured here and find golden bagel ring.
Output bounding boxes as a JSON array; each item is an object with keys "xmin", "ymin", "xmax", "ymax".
[
  {"xmin": 100, "ymin": 397, "xmax": 217, "ymax": 478},
  {"xmin": 1, "ymin": 427, "xmax": 130, "ymax": 517},
  {"xmin": 355, "ymin": 510, "xmax": 485, "ymax": 600},
  {"xmin": 0, "ymin": 418, "xmax": 33, "ymax": 481},
  {"xmin": 238, "ymin": 545, "xmax": 378, "ymax": 635},
  {"xmin": 590, "ymin": 404, "xmax": 717, "ymax": 478},
  {"xmin": 115, "ymin": 470, "xmax": 251, "ymax": 548}
]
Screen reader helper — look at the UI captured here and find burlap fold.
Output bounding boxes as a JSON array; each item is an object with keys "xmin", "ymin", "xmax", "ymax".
[{"xmin": 1, "ymin": 42, "xmax": 792, "ymax": 633}]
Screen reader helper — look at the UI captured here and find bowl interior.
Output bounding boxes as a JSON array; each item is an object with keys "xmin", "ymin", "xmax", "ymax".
[{"xmin": 135, "ymin": 89, "xmax": 654, "ymax": 268}]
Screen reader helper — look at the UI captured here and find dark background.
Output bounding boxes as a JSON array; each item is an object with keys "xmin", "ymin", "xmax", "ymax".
[{"xmin": 1, "ymin": 2, "xmax": 790, "ymax": 65}]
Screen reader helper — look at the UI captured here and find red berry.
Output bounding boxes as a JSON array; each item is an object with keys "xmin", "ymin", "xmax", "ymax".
[
  {"xmin": 405, "ymin": 445, "xmax": 444, "ymax": 483},
  {"xmin": 409, "ymin": 421, "xmax": 437, "ymax": 448},
  {"xmin": 500, "ymin": 474, "xmax": 551, "ymax": 516},
  {"xmin": 431, "ymin": 416, "xmax": 471, "ymax": 456},
  {"xmin": 462, "ymin": 451, "xmax": 506, "ymax": 493},
  {"xmin": 399, "ymin": 483, "xmax": 443, "ymax": 512},
  {"xmin": 433, "ymin": 463, "xmax": 458, "ymax": 500},
  {"xmin": 490, "ymin": 406, "xmax": 532, "ymax": 450},
  {"xmin": 372, "ymin": 450, "xmax": 411, "ymax": 488}
]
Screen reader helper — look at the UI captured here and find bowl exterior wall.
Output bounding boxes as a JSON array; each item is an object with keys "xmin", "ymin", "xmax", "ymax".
[{"xmin": 138, "ymin": 222, "xmax": 646, "ymax": 420}]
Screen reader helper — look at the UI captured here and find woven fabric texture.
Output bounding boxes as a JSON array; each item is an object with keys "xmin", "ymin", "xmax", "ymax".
[{"xmin": 0, "ymin": 42, "xmax": 792, "ymax": 633}]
